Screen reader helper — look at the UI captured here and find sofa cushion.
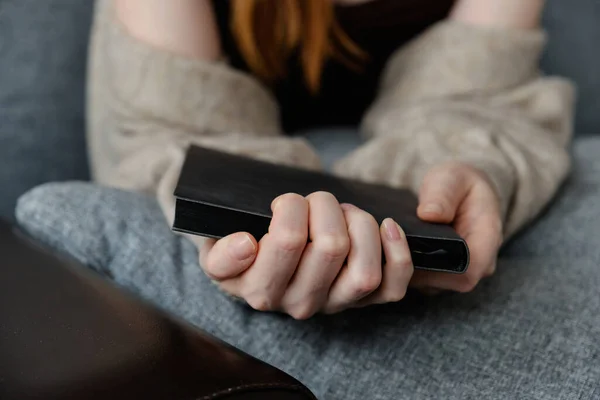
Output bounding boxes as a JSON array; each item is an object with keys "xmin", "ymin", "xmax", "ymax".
[
  {"xmin": 0, "ymin": 0, "xmax": 94, "ymax": 222},
  {"xmin": 13, "ymin": 135, "xmax": 600, "ymax": 399},
  {"xmin": 503, "ymin": 136, "xmax": 600, "ymax": 257},
  {"xmin": 541, "ymin": 0, "xmax": 600, "ymax": 134}
]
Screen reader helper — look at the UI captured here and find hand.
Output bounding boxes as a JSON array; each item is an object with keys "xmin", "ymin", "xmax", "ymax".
[
  {"xmin": 411, "ymin": 162, "xmax": 504, "ymax": 293},
  {"xmin": 197, "ymin": 192, "xmax": 414, "ymax": 319}
]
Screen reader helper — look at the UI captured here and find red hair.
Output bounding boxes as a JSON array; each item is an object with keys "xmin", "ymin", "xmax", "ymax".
[{"xmin": 231, "ymin": 0, "xmax": 366, "ymax": 93}]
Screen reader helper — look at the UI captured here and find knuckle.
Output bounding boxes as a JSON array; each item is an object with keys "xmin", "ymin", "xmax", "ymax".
[
  {"xmin": 401, "ymin": 256, "xmax": 415, "ymax": 271},
  {"xmin": 349, "ymin": 268, "xmax": 382, "ymax": 298},
  {"xmin": 484, "ymin": 262, "xmax": 497, "ymax": 278},
  {"xmin": 246, "ymin": 294, "xmax": 275, "ymax": 312},
  {"xmin": 307, "ymin": 191, "xmax": 337, "ymax": 203},
  {"xmin": 383, "ymin": 287, "xmax": 408, "ymax": 303},
  {"xmin": 277, "ymin": 192, "xmax": 306, "ymax": 205},
  {"xmin": 393, "ymin": 253, "xmax": 414, "ymax": 272},
  {"xmin": 272, "ymin": 193, "xmax": 307, "ymax": 214},
  {"xmin": 286, "ymin": 303, "xmax": 317, "ymax": 320},
  {"xmin": 272, "ymin": 230, "xmax": 307, "ymax": 253},
  {"xmin": 314, "ymin": 234, "xmax": 350, "ymax": 261},
  {"xmin": 355, "ymin": 209, "xmax": 378, "ymax": 226},
  {"xmin": 386, "ymin": 251, "xmax": 414, "ymax": 275},
  {"xmin": 455, "ymin": 272, "xmax": 480, "ymax": 293},
  {"xmin": 203, "ymin": 258, "xmax": 224, "ymax": 281},
  {"xmin": 456, "ymin": 282, "xmax": 477, "ymax": 293},
  {"xmin": 344, "ymin": 208, "xmax": 378, "ymax": 235}
]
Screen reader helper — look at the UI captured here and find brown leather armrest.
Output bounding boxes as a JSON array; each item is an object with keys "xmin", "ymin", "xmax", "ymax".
[{"xmin": 0, "ymin": 220, "xmax": 317, "ymax": 400}]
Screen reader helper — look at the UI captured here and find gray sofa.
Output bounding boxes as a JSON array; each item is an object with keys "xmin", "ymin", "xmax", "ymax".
[{"xmin": 1, "ymin": 1, "xmax": 600, "ymax": 398}]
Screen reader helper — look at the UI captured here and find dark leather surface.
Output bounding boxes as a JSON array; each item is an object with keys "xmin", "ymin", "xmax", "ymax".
[
  {"xmin": 0, "ymin": 220, "xmax": 317, "ymax": 400},
  {"xmin": 174, "ymin": 145, "xmax": 469, "ymax": 273}
]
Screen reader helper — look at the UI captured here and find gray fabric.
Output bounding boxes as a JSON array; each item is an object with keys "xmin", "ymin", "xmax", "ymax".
[
  {"xmin": 302, "ymin": 128, "xmax": 364, "ymax": 171},
  {"xmin": 503, "ymin": 139, "xmax": 600, "ymax": 258},
  {"xmin": 15, "ymin": 136, "xmax": 600, "ymax": 399},
  {"xmin": 2, "ymin": 2, "xmax": 597, "ymax": 397},
  {"xmin": 541, "ymin": 0, "xmax": 600, "ymax": 134},
  {"xmin": 0, "ymin": 0, "xmax": 93, "ymax": 222}
]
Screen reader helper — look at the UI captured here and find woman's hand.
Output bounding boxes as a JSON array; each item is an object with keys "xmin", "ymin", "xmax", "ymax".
[
  {"xmin": 198, "ymin": 192, "xmax": 414, "ymax": 319},
  {"xmin": 411, "ymin": 162, "xmax": 504, "ymax": 293}
]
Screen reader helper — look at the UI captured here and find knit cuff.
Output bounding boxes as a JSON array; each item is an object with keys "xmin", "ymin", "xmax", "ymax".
[
  {"xmin": 331, "ymin": 134, "xmax": 516, "ymax": 235},
  {"xmin": 412, "ymin": 150, "xmax": 516, "ymax": 227}
]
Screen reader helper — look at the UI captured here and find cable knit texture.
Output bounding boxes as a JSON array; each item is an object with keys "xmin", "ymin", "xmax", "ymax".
[{"xmin": 87, "ymin": 0, "xmax": 575, "ymax": 239}]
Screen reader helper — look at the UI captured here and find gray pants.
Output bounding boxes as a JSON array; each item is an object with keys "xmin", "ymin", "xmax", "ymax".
[{"xmin": 15, "ymin": 136, "xmax": 600, "ymax": 399}]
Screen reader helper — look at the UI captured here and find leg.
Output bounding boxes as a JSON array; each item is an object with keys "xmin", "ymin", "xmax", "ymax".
[{"xmin": 16, "ymin": 147, "xmax": 600, "ymax": 400}]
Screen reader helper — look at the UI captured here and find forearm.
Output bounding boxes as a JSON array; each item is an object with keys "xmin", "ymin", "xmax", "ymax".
[
  {"xmin": 450, "ymin": 0, "xmax": 545, "ymax": 29},
  {"xmin": 341, "ymin": 79, "xmax": 575, "ymax": 238},
  {"xmin": 115, "ymin": 0, "xmax": 222, "ymax": 60},
  {"xmin": 336, "ymin": 13, "xmax": 575, "ymax": 238},
  {"xmin": 88, "ymin": 0, "xmax": 321, "ymax": 224}
]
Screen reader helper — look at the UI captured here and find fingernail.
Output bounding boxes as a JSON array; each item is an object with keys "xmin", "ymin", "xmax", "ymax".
[
  {"xmin": 383, "ymin": 219, "xmax": 403, "ymax": 241},
  {"xmin": 229, "ymin": 234, "xmax": 256, "ymax": 261},
  {"xmin": 420, "ymin": 203, "xmax": 443, "ymax": 216}
]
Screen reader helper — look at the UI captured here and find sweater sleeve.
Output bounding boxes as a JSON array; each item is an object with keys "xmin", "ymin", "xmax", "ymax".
[
  {"xmin": 332, "ymin": 20, "xmax": 576, "ymax": 239},
  {"xmin": 86, "ymin": 0, "xmax": 321, "ymax": 226}
]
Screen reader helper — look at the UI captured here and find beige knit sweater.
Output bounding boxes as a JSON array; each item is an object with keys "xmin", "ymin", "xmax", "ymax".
[{"xmin": 87, "ymin": 0, "xmax": 575, "ymax": 240}]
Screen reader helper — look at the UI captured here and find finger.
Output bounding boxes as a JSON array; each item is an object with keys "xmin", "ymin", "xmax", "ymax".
[
  {"xmin": 322, "ymin": 204, "xmax": 381, "ymax": 314},
  {"xmin": 185, "ymin": 233, "xmax": 216, "ymax": 267},
  {"xmin": 202, "ymin": 233, "xmax": 257, "ymax": 281},
  {"xmin": 357, "ymin": 218, "xmax": 413, "ymax": 306},
  {"xmin": 417, "ymin": 163, "xmax": 473, "ymax": 224},
  {"xmin": 280, "ymin": 192, "xmax": 349, "ymax": 320},
  {"xmin": 411, "ymin": 185, "xmax": 502, "ymax": 293},
  {"xmin": 220, "ymin": 193, "xmax": 309, "ymax": 311},
  {"xmin": 410, "ymin": 227, "xmax": 496, "ymax": 293},
  {"xmin": 459, "ymin": 202, "xmax": 502, "ymax": 279}
]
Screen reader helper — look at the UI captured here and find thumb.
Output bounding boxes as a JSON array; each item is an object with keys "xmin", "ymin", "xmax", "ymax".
[
  {"xmin": 417, "ymin": 164, "xmax": 471, "ymax": 224},
  {"xmin": 203, "ymin": 232, "xmax": 258, "ymax": 281}
]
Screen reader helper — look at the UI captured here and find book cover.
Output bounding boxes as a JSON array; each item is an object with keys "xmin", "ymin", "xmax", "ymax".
[{"xmin": 173, "ymin": 145, "xmax": 469, "ymax": 273}]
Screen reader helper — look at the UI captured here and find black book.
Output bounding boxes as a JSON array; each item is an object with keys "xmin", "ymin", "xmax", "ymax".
[{"xmin": 172, "ymin": 145, "xmax": 469, "ymax": 273}]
